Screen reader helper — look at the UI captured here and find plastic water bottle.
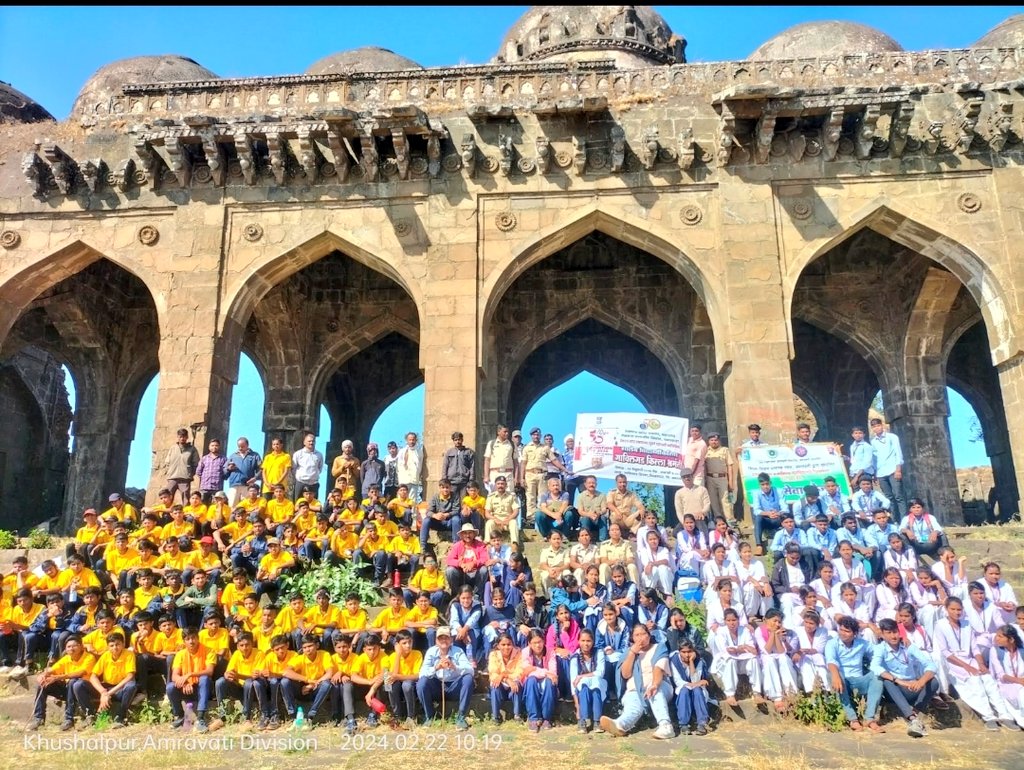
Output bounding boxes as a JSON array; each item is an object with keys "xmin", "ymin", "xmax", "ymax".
[
  {"xmin": 183, "ymin": 702, "xmax": 196, "ymax": 731},
  {"xmin": 293, "ymin": 706, "xmax": 306, "ymax": 730},
  {"xmin": 383, "ymin": 666, "xmax": 393, "ymax": 693}
]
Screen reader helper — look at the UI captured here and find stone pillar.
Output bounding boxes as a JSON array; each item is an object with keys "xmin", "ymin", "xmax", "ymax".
[
  {"xmin": 888, "ymin": 394, "xmax": 962, "ymax": 525},
  {"xmin": 261, "ymin": 366, "xmax": 311, "ymax": 451},
  {"xmin": 997, "ymin": 355, "xmax": 1024, "ymax": 519},
  {"xmin": 986, "ymin": 432, "xmax": 1020, "ymax": 520}
]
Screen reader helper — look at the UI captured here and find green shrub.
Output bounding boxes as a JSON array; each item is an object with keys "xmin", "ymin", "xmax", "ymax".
[
  {"xmin": 0, "ymin": 530, "xmax": 18, "ymax": 549},
  {"xmin": 279, "ymin": 561, "xmax": 381, "ymax": 605},
  {"xmin": 793, "ymin": 688, "xmax": 847, "ymax": 732},
  {"xmin": 26, "ymin": 529, "xmax": 53, "ymax": 549}
]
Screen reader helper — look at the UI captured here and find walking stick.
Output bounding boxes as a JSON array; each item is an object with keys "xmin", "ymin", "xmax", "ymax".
[{"xmin": 440, "ymin": 673, "xmax": 446, "ymax": 722}]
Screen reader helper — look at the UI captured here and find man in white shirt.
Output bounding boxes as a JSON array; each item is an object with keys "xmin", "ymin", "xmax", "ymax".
[
  {"xmin": 869, "ymin": 418, "xmax": 906, "ymax": 520},
  {"xmin": 397, "ymin": 432, "xmax": 425, "ymax": 503},
  {"xmin": 291, "ymin": 432, "xmax": 324, "ymax": 501}
]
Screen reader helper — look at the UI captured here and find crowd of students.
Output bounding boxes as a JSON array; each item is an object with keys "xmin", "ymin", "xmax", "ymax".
[{"xmin": 1, "ymin": 426, "xmax": 1023, "ymax": 742}]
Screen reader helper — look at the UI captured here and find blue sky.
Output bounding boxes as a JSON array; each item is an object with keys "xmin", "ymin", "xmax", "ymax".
[{"xmin": 2, "ymin": 5, "xmax": 1007, "ymax": 487}]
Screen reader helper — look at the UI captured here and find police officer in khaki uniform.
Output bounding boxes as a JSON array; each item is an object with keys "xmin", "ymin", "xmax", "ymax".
[
  {"xmin": 482, "ymin": 424, "xmax": 517, "ymax": 492},
  {"xmin": 703, "ymin": 432, "xmax": 735, "ymax": 521},
  {"xmin": 518, "ymin": 427, "xmax": 567, "ymax": 524}
]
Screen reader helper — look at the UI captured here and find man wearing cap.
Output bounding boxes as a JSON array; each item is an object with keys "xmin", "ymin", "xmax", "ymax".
[
  {"xmin": 674, "ymin": 467, "xmax": 712, "ymax": 534},
  {"xmin": 519, "ymin": 427, "xmax": 567, "ymax": 526},
  {"xmin": 163, "ymin": 428, "xmax": 201, "ymax": 505},
  {"xmin": 196, "ymin": 438, "xmax": 228, "ymax": 504},
  {"xmin": 870, "ymin": 418, "xmax": 906, "ymax": 521},
  {"xmin": 683, "ymin": 424, "xmax": 708, "ymax": 486},
  {"xmin": 361, "ymin": 443, "xmax": 385, "ymax": 499},
  {"xmin": 102, "ymin": 493, "xmax": 138, "ymax": 527},
  {"xmin": 482, "ymin": 424, "xmax": 517, "ymax": 494},
  {"xmin": 226, "ymin": 437, "xmax": 263, "ymax": 508},
  {"xmin": 416, "ymin": 625, "xmax": 474, "ymax": 730},
  {"xmin": 185, "ymin": 536, "xmax": 222, "ymax": 587},
  {"xmin": 703, "ymin": 433, "xmax": 735, "ymax": 521},
  {"xmin": 483, "ymin": 475, "xmax": 520, "ymax": 547},
  {"xmin": 740, "ymin": 424, "xmax": 764, "ymax": 450},
  {"xmin": 442, "ymin": 431, "xmax": 476, "ymax": 504},
  {"xmin": 68, "ymin": 509, "xmax": 101, "ymax": 565},
  {"xmin": 445, "ymin": 523, "xmax": 488, "ymax": 595}
]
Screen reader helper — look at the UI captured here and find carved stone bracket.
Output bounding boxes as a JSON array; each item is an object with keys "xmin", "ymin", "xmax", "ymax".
[
  {"xmin": 22, "ymin": 151, "xmax": 47, "ymax": 197},
  {"xmin": 889, "ymin": 101, "xmax": 915, "ymax": 158},
  {"xmin": 41, "ymin": 143, "xmax": 78, "ymax": 195},
  {"xmin": 821, "ymin": 107, "xmax": 844, "ymax": 162},
  {"xmin": 297, "ymin": 129, "xmax": 321, "ymax": 183},
  {"xmin": 163, "ymin": 137, "xmax": 192, "ymax": 188},
  {"xmin": 753, "ymin": 113, "xmax": 776, "ymax": 165},
  {"xmin": 460, "ymin": 134, "xmax": 477, "ymax": 178},
  {"xmin": 199, "ymin": 133, "xmax": 226, "ymax": 186},
  {"xmin": 573, "ymin": 136, "xmax": 588, "ymax": 175},
  {"xmin": 266, "ymin": 134, "xmax": 289, "ymax": 185},
  {"xmin": 113, "ymin": 158, "xmax": 137, "ymax": 193},
  {"xmin": 391, "ymin": 129, "xmax": 410, "ymax": 180},
  {"xmin": 497, "ymin": 133, "xmax": 514, "ymax": 177},
  {"xmin": 359, "ymin": 135, "xmax": 379, "ymax": 182},
  {"xmin": 81, "ymin": 159, "xmax": 108, "ymax": 192},
  {"xmin": 134, "ymin": 138, "xmax": 162, "ymax": 190},
  {"xmin": 639, "ymin": 126, "xmax": 659, "ymax": 170},
  {"xmin": 325, "ymin": 130, "xmax": 352, "ymax": 183},
  {"xmin": 609, "ymin": 126, "xmax": 625, "ymax": 173},
  {"xmin": 947, "ymin": 94, "xmax": 984, "ymax": 155},
  {"xmin": 426, "ymin": 133, "xmax": 441, "ymax": 178},
  {"xmin": 677, "ymin": 128, "xmax": 695, "ymax": 171},
  {"xmin": 981, "ymin": 101, "xmax": 1014, "ymax": 153},
  {"xmin": 855, "ymin": 105, "xmax": 881, "ymax": 160}
]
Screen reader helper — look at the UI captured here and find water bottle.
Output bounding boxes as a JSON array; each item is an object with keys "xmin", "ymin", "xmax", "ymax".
[
  {"xmin": 383, "ymin": 666, "xmax": 392, "ymax": 693},
  {"xmin": 183, "ymin": 702, "xmax": 196, "ymax": 731},
  {"xmin": 392, "ymin": 569, "xmax": 401, "ymax": 588},
  {"xmin": 293, "ymin": 706, "xmax": 306, "ymax": 730}
]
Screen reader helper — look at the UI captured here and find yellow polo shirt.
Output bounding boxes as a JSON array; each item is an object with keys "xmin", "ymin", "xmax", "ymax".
[{"xmin": 93, "ymin": 649, "xmax": 136, "ymax": 685}]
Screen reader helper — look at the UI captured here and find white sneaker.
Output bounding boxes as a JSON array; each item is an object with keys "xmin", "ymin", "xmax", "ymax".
[
  {"xmin": 907, "ymin": 717, "xmax": 926, "ymax": 738},
  {"xmin": 653, "ymin": 722, "xmax": 676, "ymax": 740}
]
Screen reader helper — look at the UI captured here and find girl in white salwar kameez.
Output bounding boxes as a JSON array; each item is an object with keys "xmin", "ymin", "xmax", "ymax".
[
  {"xmin": 832, "ymin": 583, "xmax": 880, "ymax": 644},
  {"xmin": 965, "ymin": 581, "xmax": 1001, "ymax": 660},
  {"xmin": 981, "ymin": 563, "xmax": 1019, "ymax": 626},
  {"xmin": 755, "ymin": 608, "xmax": 799, "ymax": 712},
  {"xmin": 909, "ymin": 565, "xmax": 947, "ymax": 637},
  {"xmin": 638, "ymin": 530, "xmax": 675, "ymax": 598},
  {"xmin": 701, "ymin": 543, "xmax": 738, "ymax": 600},
  {"xmin": 932, "ymin": 546, "xmax": 969, "ymax": 601},
  {"xmin": 874, "ymin": 568, "xmax": 908, "ymax": 623},
  {"xmin": 712, "ymin": 608, "xmax": 762, "ymax": 706},
  {"xmin": 706, "ymin": 581, "xmax": 749, "ymax": 653},
  {"xmin": 833, "ymin": 541, "xmax": 875, "ymax": 615},
  {"xmin": 791, "ymin": 610, "xmax": 830, "ymax": 693},
  {"xmin": 734, "ymin": 542, "xmax": 772, "ymax": 620},
  {"xmin": 990, "ymin": 624, "xmax": 1024, "ymax": 728},
  {"xmin": 883, "ymin": 533, "xmax": 918, "ymax": 586}
]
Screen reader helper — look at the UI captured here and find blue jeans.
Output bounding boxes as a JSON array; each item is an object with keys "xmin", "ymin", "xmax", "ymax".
[
  {"xmin": 838, "ymin": 673, "xmax": 883, "ymax": 721},
  {"xmin": 79, "ymin": 679, "xmax": 137, "ymax": 722},
  {"xmin": 754, "ymin": 514, "xmax": 781, "ymax": 547},
  {"xmin": 523, "ymin": 677, "xmax": 556, "ymax": 722},
  {"xmin": 490, "ymin": 683, "xmax": 523, "ymax": 720},
  {"xmin": 536, "ymin": 510, "xmax": 578, "ymax": 540},
  {"xmin": 577, "ymin": 684, "xmax": 604, "ymax": 722},
  {"xmin": 579, "ymin": 514, "xmax": 608, "ymax": 543},
  {"xmin": 417, "ymin": 674, "xmax": 474, "ymax": 719},
  {"xmin": 882, "ymin": 678, "xmax": 938, "ymax": 719},
  {"xmin": 878, "ymin": 475, "xmax": 906, "ymax": 520},
  {"xmin": 280, "ymin": 679, "xmax": 332, "ymax": 719},
  {"xmin": 419, "ymin": 514, "xmax": 457, "ymax": 552},
  {"xmin": 215, "ymin": 676, "xmax": 268, "ymax": 719},
  {"xmin": 33, "ymin": 679, "xmax": 79, "ymax": 721},
  {"xmin": 675, "ymin": 685, "xmax": 709, "ymax": 727},
  {"xmin": 615, "ymin": 681, "xmax": 672, "ymax": 732},
  {"xmin": 167, "ymin": 675, "xmax": 213, "ymax": 716}
]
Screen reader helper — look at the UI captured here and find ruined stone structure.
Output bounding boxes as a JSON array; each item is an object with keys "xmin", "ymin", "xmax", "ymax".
[{"xmin": 2, "ymin": 7, "xmax": 1024, "ymax": 532}]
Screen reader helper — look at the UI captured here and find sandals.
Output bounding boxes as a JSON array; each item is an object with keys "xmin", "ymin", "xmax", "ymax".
[
  {"xmin": 849, "ymin": 720, "xmax": 864, "ymax": 732},
  {"xmin": 867, "ymin": 721, "xmax": 886, "ymax": 733}
]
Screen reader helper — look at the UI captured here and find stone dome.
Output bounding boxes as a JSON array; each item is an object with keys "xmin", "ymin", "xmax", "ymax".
[
  {"xmin": 495, "ymin": 5, "xmax": 685, "ymax": 68},
  {"xmin": 306, "ymin": 46, "xmax": 423, "ymax": 75},
  {"xmin": 749, "ymin": 21, "xmax": 903, "ymax": 60},
  {"xmin": 0, "ymin": 82, "xmax": 54, "ymax": 124},
  {"xmin": 72, "ymin": 55, "xmax": 218, "ymax": 117},
  {"xmin": 974, "ymin": 15, "xmax": 1024, "ymax": 49}
]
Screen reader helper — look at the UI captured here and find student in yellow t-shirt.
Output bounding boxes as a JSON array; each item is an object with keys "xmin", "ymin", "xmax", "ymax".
[
  {"xmin": 83, "ymin": 612, "xmax": 124, "ymax": 657},
  {"xmin": 404, "ymin": 591, "xmax": 440, "ymax": 652},
  {"xmin": 405, "ymin": 555, "xmax": 449, "ymax": 611},
  {"xmin": 387, "ymin": 484, "xmax": 415, "ymax": 528},
  {"xmin": 214, "ymin": 507, "xmax": 253, "ymax": 552},
  {"xmin": 104, "ymin": 493, "xmax": 139, "ymax": 526},
  {"xmin": 133, "ymin": 569, "xmax": 162, "ymax": 612},
  {"xmin": 26, "ymin": 634, "xmax": 96, "ymax": 731},
  {"xmin": 328, "ymin": 521, "xmax": 359, "ymax": 564},
  {"xmin": 130, "ymin": 517, "xmax": 165, "ymax": 550},
  {"xmin": 348, "ymin": 632, "xmax": 387, "ymax": 729},
  {"xmin": 255, "ymin": 538, "xmax": 295, "ymax": 599},
  {"xmin": 276, "ymin": 594, "xmax": 307, "ymax": 639},
  {"xmin": 153, "ymin": 537, "xmax": 191, "ymax": 576},
  {"xmin": 152, "ymin": 615, "xmax": 185, "ymax": 675},
  {"xmin": 262, "ymin": 438, "xmax": 293, "ymax": 497},
  {"xmin": 4, "ymin": 589, "xmax": 43, "ymax": 673},
  {"xmin": 184, "ymin": 491, "xmax": 209, "ymax": 528},
  {"xmin": 291, "ymin": 501, "xmax": 317, "ymax": 540},
  {"xmin": 129, "ymin": 610, "xmax": 160, "ymax": 693},
  {"xmin": 251, "ymin": 605, "xmax": 284, "ymax": 652},
  {"xmin": 104, "ymin": 532, "xmax": 139, "ymax": 591},
  {"xmin": 370, "ymin": 589, "xmax": 410, "ymax": 648},
  {"xmin": 184, "ymin": 536, "xmax": 223, "ymax": 586},
  {"xmin": 304, "ymin": 588, "xmax": 343, "ymax": 648},
  {"xmin": 282, "ymin": 634, "xmax": 335, "ymax": 722},
  {"xmin": 168, "ymin": 628, "xmax": 216, "ymax": 730},
  {"xmin": 336, "ymin": 497, "xmax": 365, "ymax": 532},
  {"xmin": 85, "ymin": 632, "xmax": 137, "ymax": 727},
  {"xmin": 329, "ymin": 634, "xmax": 358, "ymax": 729},
  {"xmin": 239, "ymin": 485, "xmax": 267, "ymax": 520},
  {"xmin": 67, "ymin": 509, "xmax": 102, "ymax": 564},
  {"xmin": 368, "ymin": 507, "xmax": 399, "ymax": 539},
  {"xmin": 334, "ymin": 592, "xmax": 367, "ymax": 649},
  {"xmin": 261, "ymin": 633, "xmax": 292, "ymax": 730},
  {"xmin": 210, "ymin": 631, "xmax": 268, "ymax": 730},
  {"xmin": 220, "ymin": 569, "xmax": 251, "ymax": 619},
  {"xmin": 61, "ymin": 553, "xmax": 102, "ymax": 597},
  {"xmin": 265, "ymin": 485, "xmax": 295, "ymax": 534},
  {"xmin": 388, "ymin": 521, "xmax": 422, "ymax": 581},
  {"xmin": 162, "ymin": 505, "xmax": 197, "ymax": 543},
  {"xmin": 461, "ymin": 481, "xmax": 488, "ymax": 532},
  {"xmin": 199, "ymin": 613, "xmax": 231, "ymax": 674},
  {"xmin": 384, "ymin": 629, "xmax": 422, "ymax": 723},
  {"xmin": 355, "ymin": 522, "xmax": 390, "ymax": 585}
]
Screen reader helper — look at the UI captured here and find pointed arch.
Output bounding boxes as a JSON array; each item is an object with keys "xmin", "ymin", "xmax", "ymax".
[
  {"xmin": 0, "ymin": 240, "xmax": 166, "ymax": 346},
  {"xmin": 786, "ymin": 202, "xmax": 1018, "ymax": 364},
  {"xmin": 481, "ymin": 205, "xmax": 727, "ymax": 368}
]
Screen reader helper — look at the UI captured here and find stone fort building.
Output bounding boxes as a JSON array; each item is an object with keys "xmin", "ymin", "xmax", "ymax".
[{"xmin": 2, "ymin": 6, "xmax": 1023, "ymax": 532}]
